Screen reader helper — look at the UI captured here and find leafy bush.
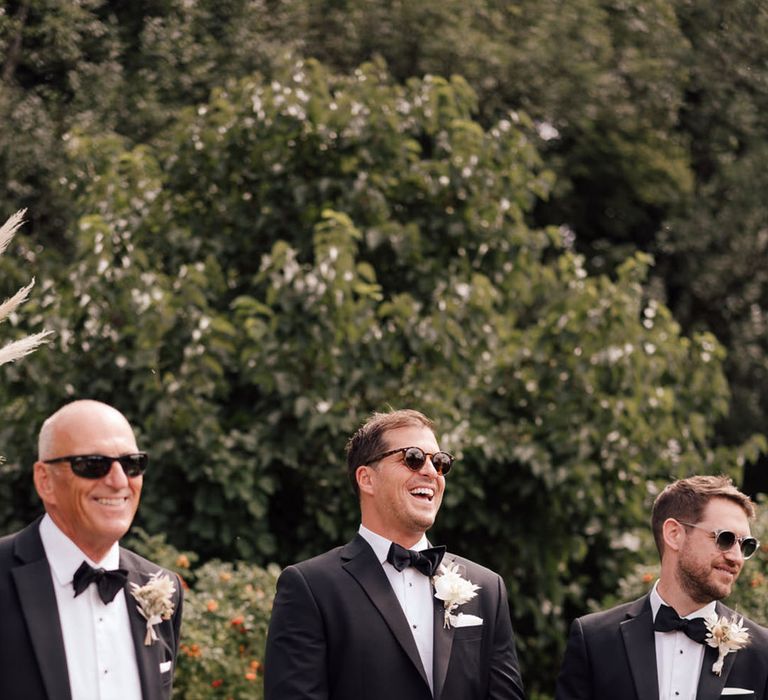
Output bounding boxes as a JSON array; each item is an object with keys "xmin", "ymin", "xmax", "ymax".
[{"xmin": 126, "ymin": 529, "xmax": 278, "ymax": 699}]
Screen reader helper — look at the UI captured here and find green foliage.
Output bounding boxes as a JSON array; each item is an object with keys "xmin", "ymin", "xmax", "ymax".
[
  {"xmin": 125, "ymin": 529, "xmax": 276, "ymax": 699},
  {"xmin": 172, "ymin": 559, "xmax": 278, "ymax": 700}
]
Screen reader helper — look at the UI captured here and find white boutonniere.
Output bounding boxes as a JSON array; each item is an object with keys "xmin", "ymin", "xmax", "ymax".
[
  {"xmin": 704, "ymin": 613, "xmax": 750, "ymax": 675},
  {"xmin": 432, "ymin": 560, "xmax": 480, "ymax": 628},
  {"xmin": 130, "ymin": 571, "xmax": 176, "ymax": 646}
]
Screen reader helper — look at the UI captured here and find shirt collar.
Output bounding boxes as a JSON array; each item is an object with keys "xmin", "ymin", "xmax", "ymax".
[
  {"xmin": 358, "ymin": 524, "xmax": 430, "ymax": 565},
  {"xmin": 39, "ymin": 513, "xmax": 121, "ymax": 586},
  {"xmin": 650, "ymin": 579, "xmax": 717, "ymax": 621}
]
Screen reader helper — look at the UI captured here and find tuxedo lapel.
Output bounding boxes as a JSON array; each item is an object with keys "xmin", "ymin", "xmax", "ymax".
[
  {"xmin": 341, "ymin": 536, "xmax": 431, "ymax": 690},
  {"xmin": 124, "ymin": 560, "xmax": 166, "ymax": 700},
  {"xmin": 432, "ymin": 585, "xmax": 454, "ymax": 700},
  {"xmin": 696, "ymin": 644, "xmax": 731, "ymax": 700},
  {"xmin": 696, "ymin": 602, "xmax": 736, "ymax": 700},
  {"xmin": 11, "ymin": 519, "xmax": 72, "ymax": 700},
  {"xmin": 619, "ymin": 596, "xmax": 660, "ymax": 700}
]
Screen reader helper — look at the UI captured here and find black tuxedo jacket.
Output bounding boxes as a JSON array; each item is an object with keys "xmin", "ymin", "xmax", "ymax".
[
  {"xmin": 555, "ymin": 593, "xmax": 768, "ymax": 699},
  {"xmin": 0, "ymin": 518, "xmax": 184, "ymax": 700},
  {"xmin": 264, "ymin": 534, "xmax": 525, "ymax": 700}
]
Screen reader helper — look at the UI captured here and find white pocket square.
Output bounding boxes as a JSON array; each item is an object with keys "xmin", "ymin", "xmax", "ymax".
[
  {"xmin": 452, "ymin": 613, "xmax": 483, "ymax": 628},
  {"xmin": 159, "ymin": 660, "xmax": 172, "ymax": 674},
  {"xmin": 722, "ymin": 689, "xmax": 754, "ymax": 696}
]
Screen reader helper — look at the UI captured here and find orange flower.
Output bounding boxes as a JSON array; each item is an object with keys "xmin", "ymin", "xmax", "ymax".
[
  {"xmin": 249, "ymin": 659, "xmax": 262, "ymax": 671},
  {"xmin": 219, "ymin": 571, "xmax": 232, "ymax": 583},
  {"xmin": 642, "ymin": 573, "xmax": 654, "ymax": 584},
  {"xmin": 181, "ymin": 643, "xmax": 202, "ymax": 658},
  {"xmin": 211, "ymin": 679, "xmax": 223, "ymax": 688},
  {"xmin": 245, "ymin": 672, "xmax": 257, "ymax": 681},
  {"xmin": 176, "ymin": 554, "xmax": 191, "ymax": 569},
  {"xmin": 206, "ymin": 599, "xmax": 219, "ymax": 612},
  {"xmin": 230, "ymin": 615, "xmax": 245, "ymax": 627}
]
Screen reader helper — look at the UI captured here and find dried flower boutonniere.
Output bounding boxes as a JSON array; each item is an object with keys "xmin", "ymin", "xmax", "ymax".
[
  {"xmin": 130, "ymin": 571, "xmax": 176, "ymax": 646},
  {"xmin": 705, "ymin": 613, "xmax": 750, "ymax": 675}
]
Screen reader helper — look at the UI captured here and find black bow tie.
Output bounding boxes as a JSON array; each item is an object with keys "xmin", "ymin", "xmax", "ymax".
[
  {"xmin": 72, "ymin": 561, "xmax": 128, "ymax": 604},
  {"xmin": 653, "ymin": 604, "xmax": 709, "ymax": 644},
  {"xmin": 386, "ymin": 542, "xmax": 446, "ymax": 577}
]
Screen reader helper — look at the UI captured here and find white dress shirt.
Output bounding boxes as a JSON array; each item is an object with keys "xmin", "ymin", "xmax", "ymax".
[
  {"xmin": 39, "ymin": 514, "xmax": 143, "ymax": 700},
  {"xmin": 359, "ymin": 525, "xmax": 436, "ymax": 694},
  {"xmin": 651, "ymin": 580, "xmax": 716, "ymax": 700}
]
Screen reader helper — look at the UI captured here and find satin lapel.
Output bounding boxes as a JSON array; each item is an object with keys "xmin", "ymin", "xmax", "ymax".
[
  {"xmin": 696, "ymin": 644, "xmax": 731, "ymax": 700},
  {"xmin": 12, "ymin": 519, "xmax": 72, "ymax": 700},
  {"xmin": 124, "ymin": 564, "xmax": 165, "ymax": 700},
  {"xmin": 696, "ymin": 602, "xmax": 735, "ymax": 700},
  {"xmin": 341, "ymin": 537, "xmax": 431, "ymax": 690},
  {"xmin": 432, "ymin": 578, "xmax": 454, "ymax": 700},
  {"xmin": 620, "ymin": 599, "xmax": 660, "ymax": 700}
]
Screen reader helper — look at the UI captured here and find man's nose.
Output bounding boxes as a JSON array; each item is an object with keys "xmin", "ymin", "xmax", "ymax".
[{"xmin": 102, "ymin": 459, "xmax": 129, "ymax": 487}]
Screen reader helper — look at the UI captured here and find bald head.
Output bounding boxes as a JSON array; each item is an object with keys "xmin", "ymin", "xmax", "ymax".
[
  {"xmin": 34, "ymin": 400, "xmax": 143, "ymax": 562},
  {"xmin": 38, "ymin": 400, "xmax": 135, "ymax": 462}
]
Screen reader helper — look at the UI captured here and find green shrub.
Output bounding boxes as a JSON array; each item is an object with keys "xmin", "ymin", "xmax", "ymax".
[{"xmin": 126, "ymin": 529, "xmax": 278, "ymax": 699}]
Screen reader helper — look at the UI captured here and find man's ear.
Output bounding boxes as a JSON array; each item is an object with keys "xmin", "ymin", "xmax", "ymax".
[
  {"xmin": 356, "ymin": 465, "xmax": 375, "ymax": 496},
  {"xmin": 33, "ymin": 461, "xmax": 57, "ymax": 505},
  {"xmin": 662, "ymin": 517, "xmax": 686, "ymax": 553}
]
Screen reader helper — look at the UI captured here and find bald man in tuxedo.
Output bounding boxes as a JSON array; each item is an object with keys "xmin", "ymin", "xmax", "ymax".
[{"xmin": 0, "ymin": 400, "xmax": 183, "ymax": 700}]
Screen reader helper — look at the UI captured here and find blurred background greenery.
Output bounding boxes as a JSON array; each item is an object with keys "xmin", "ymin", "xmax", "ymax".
[{"xmin": 3, "ymin": 1, "xmax": 768, "ymax": 696}]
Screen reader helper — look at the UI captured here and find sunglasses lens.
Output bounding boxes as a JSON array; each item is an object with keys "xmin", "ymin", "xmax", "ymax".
[
  {"xmin": 741, "ymin": 537, "xmax": 759, "ymax": 559},
  {"xmin": 403, "ymin": 448, "xmax": 427, "ymax": 470},
  {"xmin": 715, "ymin": 531, "xmax": 737, "ymax": 551},
  {"xmin": 121, "ymin": 453, "xmax": 148, "ymax": 476},
  {"xmin": 71, "ymin": 457, "xmax": 113, "ymax": 479},
  {"xmin": 69, "ymin": 454, "xmax": 148, "ymax": 478},
  {"xmin": 432, "ymin": 452, "xmax": 453, "ymax": 475}
]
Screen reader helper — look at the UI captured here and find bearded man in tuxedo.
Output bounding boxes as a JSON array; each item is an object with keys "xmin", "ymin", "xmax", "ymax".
[
  {"xmin": 264, "ymin": 408, "xmax": 525, "ymax": 699},
  {"xmin": 556, "ymin": 474, "xmax": 768, "ymax": 700},
  {"xmin": 0, "ymin": 399, "xmax": 183, "ymax": 700}
]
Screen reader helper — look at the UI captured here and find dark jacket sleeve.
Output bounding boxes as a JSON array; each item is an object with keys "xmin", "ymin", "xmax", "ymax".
[
  {"xmin": 555, "ymin": 618, "xmax": 593, "ymax": 700},
  {"xmin": 487, "ymin": 573, "xmax": 526, "ymax": 700},
  {"xmin": 264, "ymin": 564, "xmax": 329, "ymax": 700}
]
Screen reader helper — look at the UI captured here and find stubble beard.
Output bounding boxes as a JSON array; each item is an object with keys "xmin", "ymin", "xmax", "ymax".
[{"xmin": 676, "ymin": 553, "xmax": 733, "ymax": 606}]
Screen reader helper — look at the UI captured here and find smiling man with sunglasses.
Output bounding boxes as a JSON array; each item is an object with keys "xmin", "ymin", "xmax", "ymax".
[
  {"xmin": 556, "ymin": 474, "xmax": 768, "ymax": 700},
  {"xmin": 265, "ymin": 408, "xmax": 525, "ymax": 700},
  {"xmin": 0, "ymin": 400, "xmax": 183, "ymax": 700}
]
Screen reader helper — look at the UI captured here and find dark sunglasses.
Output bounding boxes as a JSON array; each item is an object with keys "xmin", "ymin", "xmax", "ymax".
[
  {"xmin": 368, "ymin": 446, "xmax": 454, "ymax": 475},
  {"xmin": 678, "ymin": 520, "xmax": 760, "ymax": 559},
  {"xmin": 44, "ymin": 453, "xmax": 149, "ymax": 479}
]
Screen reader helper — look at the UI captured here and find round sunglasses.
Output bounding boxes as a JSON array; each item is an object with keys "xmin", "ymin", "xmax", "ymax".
[
  {"xmin": 44, "ymin": 453, "xmax": 149, "ymax": 479},
  {"xmin": 678, "ymin": 520, "xmax": 760, "ymax": 559},
  {"xmin": 367, "ymin": 446, "xmax": 454, "ymax": 475}
]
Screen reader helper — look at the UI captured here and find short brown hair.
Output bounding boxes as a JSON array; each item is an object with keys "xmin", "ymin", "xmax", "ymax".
[
  {"xmin": 345, "ymin": 409, "xmax": 434, "ymax": 495},
  {"xmin": 651, "ymin": 475, "xmax": 755, "ymax": 557}
]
